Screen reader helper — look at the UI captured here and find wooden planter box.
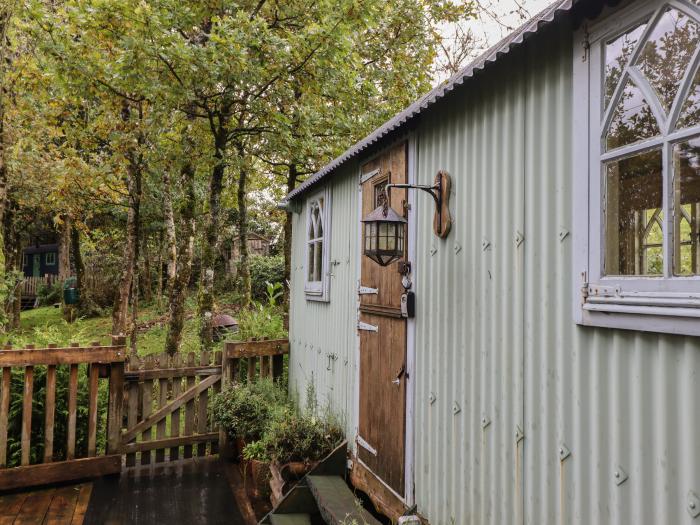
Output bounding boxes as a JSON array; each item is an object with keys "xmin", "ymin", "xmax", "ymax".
[{"xmin": 269, "ymin": 460, "xmax": 319, "ymax": 506}]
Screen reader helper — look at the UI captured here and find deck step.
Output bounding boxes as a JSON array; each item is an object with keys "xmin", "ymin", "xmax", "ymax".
[
  {"xmin": 307, "ymin": 476, "xmax": 381, "ymax": 525},
  {"xmin": 269, "ymin": 514, "xmax": 312, "ymax": 525}
]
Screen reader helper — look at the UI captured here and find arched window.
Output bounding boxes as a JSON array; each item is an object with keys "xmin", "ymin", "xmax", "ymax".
[
  {"xmin": 575, "ymin": 0, "xmax": 700, "ymax": 334},
  {"xmin": 305, "ymin": 188, "xmax": 331, "ymax": 301}
]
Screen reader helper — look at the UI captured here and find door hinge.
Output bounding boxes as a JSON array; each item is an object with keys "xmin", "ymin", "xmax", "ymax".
[
  {"xmin": 357, "ymin": 435, "xmax": 378, "ymax": 456},
  {"xmin": 587, "ymin": 284, "xmax": 621, "ymax": 297},
  {"xmin": 358, "ymin": 321, "xmax": 378, "ymax": 332},
  {"xmin": 358, "ymin": 286, "xmax": 378, "ymax": 295}
]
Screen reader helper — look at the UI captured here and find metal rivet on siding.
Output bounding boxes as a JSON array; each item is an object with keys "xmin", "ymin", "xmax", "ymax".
[
  {"xmin": 559, "ymin": 443, "xmax": 571, "ymax": 461},
  {"xmin": 430, "ymin": 246, "xmax": 437, "ymax": 256},
  {"xmin": 482, "ymin": 238, "xmax": 491, "ymax": 251},
  {"xmin": 688, "ymin": 491, "xmax": 700, "ymax": 518},
  {"xmin": 428, "ymin": 392, "xmax": 436, "ymax": 405},
  {"xmin": 515, "ymin": 231, "xmax": 524, "ymax": 248},
  {"xmin": 614, "ymin": 465, "xmax": 628, "ymax": 486},
  {"xmin": 515, "ymin": 425, "xmax": 524, "ymax": 443},
  {"xmin": 454, "ymin": 243, "xmax": 462, "ymax": 254},
  {"xmin": 481, "ymin": 416, "xmax": 491, "ymax": 429},
  {"xmin": 453, "ymin": 401, "xmax": 461, "ymax": 415},
  {"xmin": 559, "ymin": 228, "xmax": 570, "ymax": 242}
]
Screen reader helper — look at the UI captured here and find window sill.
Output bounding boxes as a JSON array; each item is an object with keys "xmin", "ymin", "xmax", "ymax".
[{"xmin": 580, "ymin": 304, "xmax": 700, "ymax": 336}]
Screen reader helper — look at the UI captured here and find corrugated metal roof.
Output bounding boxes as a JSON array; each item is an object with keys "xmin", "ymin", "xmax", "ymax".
[{"xmin": 286, "ymin": 0, "xmax": 575, "ymax": 200}]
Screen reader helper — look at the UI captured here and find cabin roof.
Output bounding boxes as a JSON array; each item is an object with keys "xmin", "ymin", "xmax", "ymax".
[{"xmin": 286, "ymin": 0, "xmax": 599, "ymax": 201}]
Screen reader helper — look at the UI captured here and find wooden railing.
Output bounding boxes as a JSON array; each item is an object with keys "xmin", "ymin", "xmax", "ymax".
[
  {"xmin": 0, "ymin": 337, "xmax": 289, "ymax": 490},
  {"xmin": 0, "ymin": 337, "xmax": 126, "ymax": 491},
  {"xmin": 21, "ymin": 274, "xmax": 60, "ymax": 297}
]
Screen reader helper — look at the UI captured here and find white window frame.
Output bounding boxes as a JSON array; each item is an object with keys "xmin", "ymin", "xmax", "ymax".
[
  {"xmin": 573, "ymin": 0, "xmax": 700, "ymax": 336},
  {"xmin": 304, "ymin": 187, "xmax": 332, "ymax": 302},
  {"xmin": 45, "ymin": 252, "xmax": 56, "ymax": 266}
]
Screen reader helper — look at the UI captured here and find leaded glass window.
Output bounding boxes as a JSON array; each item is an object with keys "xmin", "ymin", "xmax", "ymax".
[
  {"xmin": 305, "ymin": 189, "xmax": 331, "ymax": 300},
  {"xmin": 601, "ymin": 1, "xmax": 700, "ymax": 277}
]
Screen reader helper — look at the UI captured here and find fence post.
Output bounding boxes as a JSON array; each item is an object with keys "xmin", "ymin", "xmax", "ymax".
[
  {"xmin": 219, "ymin": 346, "xmax": 233, "ymax": 459},
  {"xmin": 107, "ymin": 336, "xmax": 126, "ymax": 455}
]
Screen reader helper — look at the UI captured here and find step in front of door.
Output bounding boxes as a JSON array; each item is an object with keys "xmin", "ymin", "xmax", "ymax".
[
  {"xmin": 307, "ymin": 475, "xmax": 381, "ymax": 525},
  {"xmin": 269, "ymin": 514, "xmax": 312, "ymax": 525}
]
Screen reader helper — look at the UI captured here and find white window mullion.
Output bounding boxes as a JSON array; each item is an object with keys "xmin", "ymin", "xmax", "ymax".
[{"xmin": 663, "ymin": 140, "xmax": 673, "ymax": 278}]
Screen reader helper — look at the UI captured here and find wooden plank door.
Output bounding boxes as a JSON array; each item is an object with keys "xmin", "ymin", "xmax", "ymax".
[{"xmin": 357, "ymin": 142, "xmax": 408, "ymax": 497}]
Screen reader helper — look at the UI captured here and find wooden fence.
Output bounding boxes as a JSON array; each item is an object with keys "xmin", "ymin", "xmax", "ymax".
[
  {"xmin": 0, "ymin": 338, "xmax": 289, "ymax": 490},
  {"xmin": 0, "ymin": 338, "xmax": 126, "ymax": 491},
  {"xmin": 21, "ymin": 275, "xmax": 60, "ymax": 298}
]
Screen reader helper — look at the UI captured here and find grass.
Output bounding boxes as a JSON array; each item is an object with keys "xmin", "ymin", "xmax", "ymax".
[{"xmin": 0, "ymin": 300, "xmax": 208, "ymax": 357}]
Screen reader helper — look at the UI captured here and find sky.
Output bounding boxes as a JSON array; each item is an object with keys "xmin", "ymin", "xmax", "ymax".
[{"xmin": 435, "ymin": 0, "xmax": 553, "ymax": 83}]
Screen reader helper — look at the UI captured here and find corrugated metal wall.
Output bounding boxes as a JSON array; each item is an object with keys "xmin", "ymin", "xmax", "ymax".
[
  {"xmin": 288, "ymin": 162, "xmax": 359, "ymax": 442},
  {"xmin": 289, "ymin": 9, "xmax": 700, "ymax": 525},
  {"xmin": 414, "ymin": 16, "xmax": 700, "ymax": 525}
]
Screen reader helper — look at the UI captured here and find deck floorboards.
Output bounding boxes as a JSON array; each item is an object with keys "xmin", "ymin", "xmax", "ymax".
[
  {"xmin": 84, "ymin": 456, "xmax": 247, "ymax": 524},
  {"xmin": 0, "ymin": 484, "xmax": 92, "ymax": 525}
]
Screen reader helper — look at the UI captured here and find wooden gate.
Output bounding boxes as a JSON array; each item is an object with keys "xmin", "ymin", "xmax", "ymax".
[
  {"xmin": 119, "ymin": 339, "xmax": 289, "ymax": 466},
  {"xmin": 120, "ymin": 351, "xmax": 223, "ymax": 466}
]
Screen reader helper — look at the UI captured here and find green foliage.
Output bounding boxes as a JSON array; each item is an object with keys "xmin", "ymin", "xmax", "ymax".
[
  {"xmin": 5, "ymin": 364, "xmax": 108, "ymax": 467},
  {"xmin": 212, "ymin": 379, "xmax": 286, "ymax": 442},
  {"xmin": 250, "ymin": 255, "xmax": 284, "ymax": 302},
  {"xmin": 265, "ymin": 282, "xmax": 284, "ymax": 307},
  {"xmin": 235, "ymin": 303, "xmax": 286, "ymax": 341},
  {"xmin": 261, "ymin": 410, "xmax": 343, "ymax": 464},
  {"xmin": 37, "ymin": 281, "xmax": 63, "ymax": 307}
]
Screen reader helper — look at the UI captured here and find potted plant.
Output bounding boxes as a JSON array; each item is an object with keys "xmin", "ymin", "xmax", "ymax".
[
  {"xmin": 264, "ymin": 411, "xmax": 344, "ymax": 504},
  {"xmin": 212, "ymin": 379, "xmax": 283, "ymax": 460},
  {"xmin": 242, "ymin": 440, "xmax": 273, "ymax": 500}
]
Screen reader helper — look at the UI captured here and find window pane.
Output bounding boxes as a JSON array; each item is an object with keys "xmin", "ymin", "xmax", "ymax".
[
  {"xmin": 606, "ymin": 78, "xmax": 660, "ymax": 151},
  {"xmin": 604, "ymin": 149, "xmax": 663, "ymax": 275},
  {"xmin": 635, "ymin": 7, "xmax": 699, "ymax": 112},
  {"xmin": 308, "ymin": 243, "xmax": 315, "ymax": 281},
  {"xmin": 314, "ymin": 241, "xmax": 323, "ymax": 282},
  {"xmin": 605, "ymin": 22, "xmax": 647, "ymax": 108},
  {"xmin": 677, "ymin": 65, "xmax": 700, "ymax": 129},
  {"xmin": 673, "ymin": 137, "xmax": 700, "ymax": 275}
]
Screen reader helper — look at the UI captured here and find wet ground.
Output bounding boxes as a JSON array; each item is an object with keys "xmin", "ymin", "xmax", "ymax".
[{"xmin": 84, "ymin": 457, "xmax": 247, "ymax": 525}]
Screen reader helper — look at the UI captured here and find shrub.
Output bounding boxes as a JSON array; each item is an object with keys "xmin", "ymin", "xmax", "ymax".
[
  {"xmin": 212, "ymin": 379, "xmax": 286, "ymax": 442},
  {"xmin": 235, "ymin": 303, "xmax": 286, "ymax": 341},
  {"xmin": 262, "ymin": 411, "xmax": 343, "ymax": 464},
  {"xmin": 37, "ymin": 281, "xmax": 63, "ymax": 307},
  {"xmin": 250, "ymin": 255, "xmax": 284, "ymax": 301}
]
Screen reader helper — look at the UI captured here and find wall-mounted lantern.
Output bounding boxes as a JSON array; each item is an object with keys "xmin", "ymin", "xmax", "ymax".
[
  {"xmin": 361, "ymin": 170, "xmax": 452, "ymax": 266},
  {"xmin": 362, "ymin": 192, "xmax": 407, "ymax": 267}
]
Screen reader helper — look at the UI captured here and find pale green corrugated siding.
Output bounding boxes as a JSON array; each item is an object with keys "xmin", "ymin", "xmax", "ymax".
[
  {"xmin": 288, "ymin": 162, "xmax": 358, "ymax": 441},
  {"xmin": 289, "ymin": 12, "xmax": 700, "ymax": 525},
  {"xmin": 414, "ymin": 17, "xmax": 700, "ymax": 525}
]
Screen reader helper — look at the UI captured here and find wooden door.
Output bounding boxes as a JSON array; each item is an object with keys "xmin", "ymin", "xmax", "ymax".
[{"xmin": 357, "ymin": 142, "xmax": 408, "ymax": 497}]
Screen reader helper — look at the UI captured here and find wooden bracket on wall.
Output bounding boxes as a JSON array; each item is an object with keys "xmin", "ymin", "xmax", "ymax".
[{"xmin": 433, "ymin": 171, "xmax": 452, "ymax": 238}]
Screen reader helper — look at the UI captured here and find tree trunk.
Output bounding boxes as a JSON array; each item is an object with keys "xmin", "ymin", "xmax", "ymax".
[
  {"xmin": 236, "ymin": 143, "xmax": 251, "ymax": 307},
  {"xmin": 112, "ymin": 101, "xmax": 143, "ymax": 338},
  {"xmin": 58, "ymin": 215, "xmax": 71, "ymax": 281},
  {"xmin": 163, "ymin": 171, "xmax": 177, "ymax": 282},
  {"xmin": 166, "ymin": 159, "xmax": 196, "ymax": 355},
  {"xmin": 142, "ymin": 236, "xmax": 152, "ymax": 304},
  {"xmin": 283, "ymin": 164, "xmax": 299, "ymax": 307},
  {"xmin": 70, "ymin": 226, "xmax": 84, "ymax": 292},
  {"xmin": 198, "ymin": 126, "xmax": 227, "ymax": 351}
]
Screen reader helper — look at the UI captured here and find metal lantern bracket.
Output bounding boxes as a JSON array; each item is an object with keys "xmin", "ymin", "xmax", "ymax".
[{"xmin": 386, "ymin": 171, "xmax": 452, "ymax": 238}]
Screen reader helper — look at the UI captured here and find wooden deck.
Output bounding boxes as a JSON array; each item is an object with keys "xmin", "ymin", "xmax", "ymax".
[{"xmin": 0, "ymin": 483, "xmax": 92, "ymax": 525}]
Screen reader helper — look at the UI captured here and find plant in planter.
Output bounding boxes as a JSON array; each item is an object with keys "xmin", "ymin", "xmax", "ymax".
[
  {"xmin": 264, "ymin": 411, "xmax": 344, "ymax": 504},
  {"xmin": 212, "ymin": 379, "xmax": 286, "ymax": 458},
  {"xmin": 242, "ymin": 440, "xmax": 273, "ymax": 500}
]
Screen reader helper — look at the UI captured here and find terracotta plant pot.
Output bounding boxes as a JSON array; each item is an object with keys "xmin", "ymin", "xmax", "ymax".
[
  {"xmin": 247, "ymin": 459, "xmax": 272, "ymax": 500},
  {"xmin": 268, "ymin": 460, "xmax": 320, "ymax": 506}
]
